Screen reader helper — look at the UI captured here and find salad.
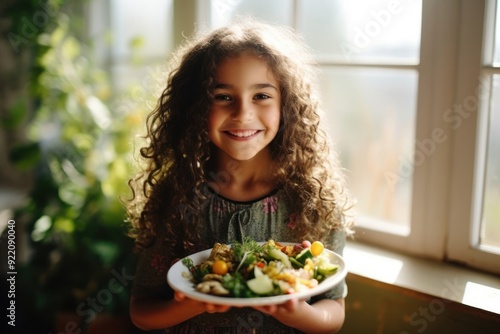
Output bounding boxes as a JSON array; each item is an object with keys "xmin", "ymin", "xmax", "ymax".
[{"xmin": 181, "ymin": 238, "xmax": 339, "ymax": 298}]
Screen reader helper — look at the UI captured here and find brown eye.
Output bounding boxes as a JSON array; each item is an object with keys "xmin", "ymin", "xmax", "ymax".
[
  {"xmin": 254, "ymin": 93, "xmax": 271, "ymax": 100},
  {"xmin": 214, "ymin": 94, "xmax": 232, "ymax": 101}
]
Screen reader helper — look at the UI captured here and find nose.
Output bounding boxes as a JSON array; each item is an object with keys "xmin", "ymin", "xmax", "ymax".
[{"xmin": 232, "ymin": 99, "xmax": 254, "ymax": 122}]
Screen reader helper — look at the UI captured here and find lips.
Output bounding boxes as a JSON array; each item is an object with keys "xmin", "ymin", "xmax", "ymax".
[{"xmin": 225, "ymin": 130, "xmax": 261, "ymax": 138}]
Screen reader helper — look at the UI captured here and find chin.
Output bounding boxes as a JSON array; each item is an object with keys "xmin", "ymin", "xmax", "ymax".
[{"xmin": 228, "ymin": 153, "xmax": 260, "ymax": 162}]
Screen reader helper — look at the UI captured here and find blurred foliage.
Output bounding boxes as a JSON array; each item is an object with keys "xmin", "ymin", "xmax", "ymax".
[{"xmin": 5, "ymin": 1, "xmax": 141, "ymax": 329}]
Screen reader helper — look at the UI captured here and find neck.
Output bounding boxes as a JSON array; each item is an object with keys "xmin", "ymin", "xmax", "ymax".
[{"xmin": 207, "ymin": 149, "xmax": 276, "ymax": 201}]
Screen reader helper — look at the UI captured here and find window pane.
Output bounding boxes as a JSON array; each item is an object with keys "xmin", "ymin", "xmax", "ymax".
[
  {"xmin": 297, "ymin": 0, "xmax": 422, "ymax": 64},
  {"xmin": 110, "ymin": 0, "xmax": 172, "ymax": 60},
  {"xmin": 210, "ymin": 0, "xmax": 293, "ymax": 28},
  {"xmin": 109, "ymin": 0, "xmax": 173, "ymax": 92},
  {"xmin": 481, "ymin": 74, "xmax": 500, "ymax": 248},
  {"xmin": 318, "ymin": 68, "xmax": 418, "ymax": 229},
  {"xmin": 494, "ymin": 1, "xmax": 500, "ymax": 65}
]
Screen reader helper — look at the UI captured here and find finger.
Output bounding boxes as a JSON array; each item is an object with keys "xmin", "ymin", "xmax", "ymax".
[
  {"xmin": 205, "ymin": 303, "xmax": 231, "ymax": 313},
  {"xmin": 174, "ymin": 291, "xmax": 185, "ymax": 302},
  {"xmin": 252, "ymin": 306, "xmax": 266, "ymax": 314},
  {"xmin": 282, "ymin": 298, "xmax": 298, "ymax": 312},
  {"xmin": 253, "ymin": 304, "xmax": 277, "ymax": 314},
  {"xmin": 215, "ymin": 305, "xmax": 232, "ymax": 313},
  {"xmin": 267, "ymin": 304, "xmax": 278, "ymax": 313},
  {"xmin": 205, "ymin": 303, "xmax": 217, "ymax": 313}
]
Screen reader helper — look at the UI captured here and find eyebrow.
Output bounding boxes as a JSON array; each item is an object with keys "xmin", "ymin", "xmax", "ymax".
[{"xmin": 214, "ymin": 83, "xmax": 278, "ymax": 91}]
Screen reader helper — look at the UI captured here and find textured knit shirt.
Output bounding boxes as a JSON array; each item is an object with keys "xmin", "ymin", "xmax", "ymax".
[{"xmin": 132, "ymin": 186, "xmax": 347, "ymax": 333}]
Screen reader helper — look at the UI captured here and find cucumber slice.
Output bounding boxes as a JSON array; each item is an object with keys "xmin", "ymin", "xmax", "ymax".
[
  {"xmin": 268, "ymin": 247, "xmax": 292, "ymax": 268},
  {"xmin": 246, "ymin": 274, "xmax": 274, "ymax": 295},
  {"xmin": 317, "ymin": 263, "xmax": 339, "ymax": 276},
  {"xmin": 290, "ymin": 257, "xmax": 304, "ymax": 268},
  {"xmin": 295, "ymin": 249, "xmax": 313, "ymax": 264}
]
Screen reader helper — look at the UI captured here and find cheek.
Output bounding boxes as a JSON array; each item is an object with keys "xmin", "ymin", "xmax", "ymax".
[
  {"xmin": 207, "ymin": 109, "xmax": 219, "ymax": 131},
  {"xmin": 267, "ymin": 108, "xmax": 281, "ymax": 132},
  {"xmin": 207, "ymin": 109, "xmax": 226, "ymax": 144}
]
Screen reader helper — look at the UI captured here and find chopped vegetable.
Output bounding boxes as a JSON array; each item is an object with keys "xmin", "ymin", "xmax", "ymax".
[
  {"xmin": 182, "ymin": 257, "xmax": 194, "ymax": 269},
  {"xmin": 212, "ymin": 259, "xmax": 229, "ymax": 275},
  {"xmin": 267, "ymin": 247, "xmax": 292, "ymax": 268},
  {"xmin": 232, "ymin": 237, "xmax": 263, "ymax": 272},
  {"xmin": 310, "ymin": 241, "xmax": 325, "ymax": 257},
  {"xmin": 232, "ymin": 237, "xmax": 263, "ymax": 262},
  {"xmin": 296, "ymin": 248, "xmax": 313, "ymax": 264},
  {"xmin": 246, "ymin": 267, "xmax": 274, "ymax": 295},
  {"xmin": 182, "ymin": 238, "xmax": 338, "ymax": 298},
  {"xmin": 221, "ymin": 272, "xmax": 254, "ymax": 298},
  {"xmin": 317, "ymin": 262, "xmax": 339, "ymax": 276}
]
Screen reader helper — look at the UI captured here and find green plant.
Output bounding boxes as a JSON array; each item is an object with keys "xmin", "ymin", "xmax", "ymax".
[{"xmin": 8, "ymin": 9, "xmax": 140, "ymax": 329}]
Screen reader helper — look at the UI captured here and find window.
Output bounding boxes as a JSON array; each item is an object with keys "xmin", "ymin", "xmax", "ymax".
[
  {"xmin": 94, "ymin": 0, "xmax": 499, "ymax": 275},
  {"xmin": 89, "ymin": 0, "xmax": 173, "ymax": 97},
  {"xmin": 296, "ymin": 0, "xmax": 422, "ymax": 236},
  {"xmin": 447, "ymin": 0, "xmax": 500, "ymax": 272},
  {"xmin": 481, "ymin": 74, "xmax": 500, "ymax": 249},
  {"xmin": 207, "ymin": 0, "xmax": 421, "ymax": 235},
  {"xmin": 200, "ymin": 0, "xmax": 500, "ymax": 275},
  {"xmin": 299, "ymin": 0, "xmax": 424, "ymax": 247},
  {"xmin": 479, "ymin": 1, "xmax": 500, "ymax": 251}
]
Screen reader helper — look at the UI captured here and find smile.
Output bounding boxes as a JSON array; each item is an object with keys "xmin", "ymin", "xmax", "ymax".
[{"xmin": 225, "ymin": 130, "xmax": 261, "ymax": 138}]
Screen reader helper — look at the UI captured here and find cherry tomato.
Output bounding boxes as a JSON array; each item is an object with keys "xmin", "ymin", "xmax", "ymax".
[
  {"xmin": 310, "ymin": 241, "xmax": 324, "ymax": 256},
  {"xmin": 212, "ymin": 260, "xmax": 229, "ymax": 275}
]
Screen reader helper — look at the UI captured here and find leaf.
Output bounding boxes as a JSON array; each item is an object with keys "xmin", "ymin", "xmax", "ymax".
[
  {"xmin": 9, "ymin": 142, "xmax": 41, "ymax": 170},
  {"xmin": 61, "ymin": 36, "xmax": 81, "ymax": 60},
  {"xmin": 50, "ymin": 25, "xmax": 66, "ymax": 47},
  {"xmin": 129, "ymin": 36, "xmax": 145, "ymax": 50},
  {"xmin": 31, "ymin": 215, "xmax": 53, "ymax": 242},
  {"xmin": 92, "ymin": 241, "xmax": 120, "ymax": 265},
  {"xmin": 2, "ymin": 99, "xmax": 26, "ymax": 129},
  {"xmin": 53, "ymin": 217, "xmax": 75, "ymax": 233},
  {"xmin": 182, "ymin": 257, "xmax": 194, "ymax": 270},
  {"xmin": 231, "ymin": 237, "xmax": 262, "ymax": 261},
  {"xmin": 86, "ymin": 95, "xmax": 111, "ymax": 129}
]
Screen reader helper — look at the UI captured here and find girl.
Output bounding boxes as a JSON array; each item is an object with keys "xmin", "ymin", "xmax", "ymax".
[{"xmin": 127, "ymin": 19, "xmax": 354, "ymax": 334}]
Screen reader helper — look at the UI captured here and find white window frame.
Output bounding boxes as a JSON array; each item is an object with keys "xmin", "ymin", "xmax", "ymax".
[
  {"xmin": 447, "ymin": 0, "xmax": 500, "ymax": 273},
  {"xmin": 342, "ymin": 0, "xmax": 500, "ymax": 275},
  {"xmin": 350, "ymin": 0, "xmax": 459, "ymax": 260}
]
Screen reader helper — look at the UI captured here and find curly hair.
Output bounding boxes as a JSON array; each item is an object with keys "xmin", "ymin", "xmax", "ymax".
[{"xmin": 126, "ymin": 20, "xmax": 354, "ymax": 256}]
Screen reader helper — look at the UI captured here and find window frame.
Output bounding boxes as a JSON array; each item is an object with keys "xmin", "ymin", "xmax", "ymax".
[
  {"xmin": 447, "ymin": 0, "xmax": 500, "ymax": 274},
  {"xmin": 324, "ymin": 0, "xmax": 460, "ymax": 262},
  {"xmin": 189, "ymin": 0, "xmax": 500, "ymax": 275},
  {"xmin": 341, "ymin": 0, "xmax": 500, "ymax": 275}
]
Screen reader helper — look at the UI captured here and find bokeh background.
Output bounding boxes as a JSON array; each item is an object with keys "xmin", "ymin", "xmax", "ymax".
[{"xmin": 1, "ymin": 1, "xmax": 499, "ymax": 333}]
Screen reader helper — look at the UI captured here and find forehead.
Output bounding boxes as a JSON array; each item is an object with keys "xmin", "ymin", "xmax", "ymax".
[{"xmin": 214, "ymin": 53, "xmax": 278, "ymax": 86}]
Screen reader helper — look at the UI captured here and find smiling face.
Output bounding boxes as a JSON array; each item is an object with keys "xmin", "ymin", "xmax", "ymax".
[{"xmin": 208, "ymin": 53, "xmax": 281, "ymax": 163}]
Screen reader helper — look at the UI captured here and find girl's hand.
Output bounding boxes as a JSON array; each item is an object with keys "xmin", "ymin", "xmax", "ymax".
[
  {"xmin": 174, "ymin": 291, "xmax": 232, "ymax": 313},
  {"xmin": 252, "ymin": 297, "xmax": 303, "ymax": 315}
]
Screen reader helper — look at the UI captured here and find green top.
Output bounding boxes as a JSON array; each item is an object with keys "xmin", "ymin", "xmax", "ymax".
[{"xmin": 132, "ymin": 186, "xmax": 347, "ymax": 334}]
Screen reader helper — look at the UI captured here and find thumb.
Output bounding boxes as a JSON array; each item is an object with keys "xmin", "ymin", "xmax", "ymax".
[{"xmin": 174, "ymin": 291, "xmax": 186, "ymax": 302}]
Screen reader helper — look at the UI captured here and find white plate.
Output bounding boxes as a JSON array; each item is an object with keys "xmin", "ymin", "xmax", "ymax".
[{"xmin": 166, "ymin": 242, "xmax": 347, "ymax": 306}]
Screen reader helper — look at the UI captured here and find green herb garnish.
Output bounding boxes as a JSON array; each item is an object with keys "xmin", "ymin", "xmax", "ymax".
[{"xmin": 231, "ymin": 237, "xmax": 263, "ymax": 272}]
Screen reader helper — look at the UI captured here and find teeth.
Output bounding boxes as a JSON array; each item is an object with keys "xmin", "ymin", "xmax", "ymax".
[{"xmin": 227, "ymin": 130, "xmax": 258, "ymax": 138}]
